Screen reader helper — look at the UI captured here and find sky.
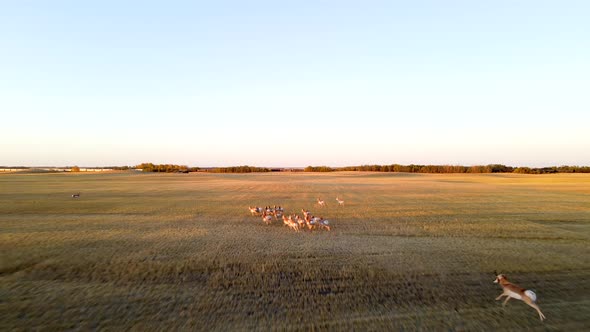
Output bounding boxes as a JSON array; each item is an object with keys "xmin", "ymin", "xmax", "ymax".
[{"xmin": 1, "ymin": 1, "xmax": 589, "ymax": 167}]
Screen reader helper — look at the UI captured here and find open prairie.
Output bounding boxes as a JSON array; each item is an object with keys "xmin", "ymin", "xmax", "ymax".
[{"xmin": 1, "ymin": 172, "xmax": 589, "ymax": 330}]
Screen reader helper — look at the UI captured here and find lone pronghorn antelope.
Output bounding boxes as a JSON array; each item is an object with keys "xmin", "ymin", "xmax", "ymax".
[
  {"xmin": 494, "ymin": 273, "xmax": 546, "ymax": 321},
  {"xmin": 336, "ymin": 197, "xmax": 344, "ymax": 206},
  {"xmin": 71, "ymin": 193, "xmax": 80, "ymax": 198},
  {"xmin": 317, "ymin": 198, "xmax": 326, "ymax": 207}
]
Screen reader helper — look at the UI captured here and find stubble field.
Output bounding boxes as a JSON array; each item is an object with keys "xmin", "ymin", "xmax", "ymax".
[{"xmin": 1, "ymin": 171, "xmax": 589, "ymax": 330}]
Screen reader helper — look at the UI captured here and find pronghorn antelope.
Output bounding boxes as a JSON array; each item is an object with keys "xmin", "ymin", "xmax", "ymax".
[
  {"xmin": 494, "ymin": 273, "xmax": 546, "ymax": 321},
  {"xmin": 302, "ymin": 209, "xmax": 311, "ymax": 220},
  {"xmin": 336, "ymin": 197, "xmax": 344, "ymax": 206},
  {"xmin": 317, "ymin": 198, "xmax": 326, "ymax": 207},
  {"xmin": 249, "ymin": 206, "xmax": 262, "ymax": 216},
  {"xmin": 71, "ymin": 193, "xmax": 80, "ymax": 198},
  {"xmin": 294, "ymin": 215, "xmax": 306, "ymax": 228},
  {"xmin": 287, "ymin": 217, "xmax": 299, "ymax": 232},
  {"xmin": 282, "ymin": 214, "xmax": 291, "ymax": 226},
  {"xmin": 307, "ymin": 216, "xmax": 320, "ymax": 230},
  {"xmin": 287, "ymin": 221, "xmax": 299, "ymax": 232},
  {"xmin": 272, "ymin": 208, "xmax": 283, "ymax": 220},
  {"xmin": 261, "ymin": 212, "xmax": 273, "ymax": 225},
  {"xmin": 281, "ymin": 215, "xmax": 299, "ymax": 232},
  {"xmin": 317, "ymin": 217, "xmax": 331, "ymax": 231}
]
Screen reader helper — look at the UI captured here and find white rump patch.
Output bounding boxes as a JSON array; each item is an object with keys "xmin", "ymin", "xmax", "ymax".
[{"xmin": 524, "ymin": 290, "xmax": 537, "ymax": 302}]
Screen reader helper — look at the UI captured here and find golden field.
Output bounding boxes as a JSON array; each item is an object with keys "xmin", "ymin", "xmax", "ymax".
[{"xmin": 1, "ymin": 172, "xmax": 589, "ymax": 330}]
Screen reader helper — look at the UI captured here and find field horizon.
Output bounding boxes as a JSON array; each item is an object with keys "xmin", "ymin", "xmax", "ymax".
[{"xmin": 1, "ymin": 172, "xmax": 589, "ymax": 330}]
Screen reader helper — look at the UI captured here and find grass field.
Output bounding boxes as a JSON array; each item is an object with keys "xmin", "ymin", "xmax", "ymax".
[{"xmin": 1, "ymin": 171, "xmax": 589, "ymax": 330}]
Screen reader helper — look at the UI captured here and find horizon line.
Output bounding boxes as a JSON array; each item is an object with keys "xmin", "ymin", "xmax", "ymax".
[{"xmin": 2, "ymin": 163, "xmax": 590, "ymax": 169}]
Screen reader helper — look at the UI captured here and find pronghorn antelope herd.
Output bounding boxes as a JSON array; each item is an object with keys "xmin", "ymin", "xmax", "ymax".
[
  {"xmin": 248, "ymin": 204, "xmax": 333, "ymax": 232},
  {"xmin": 248, "ymin": 203, "xmax": 549, "ymax": 321}
]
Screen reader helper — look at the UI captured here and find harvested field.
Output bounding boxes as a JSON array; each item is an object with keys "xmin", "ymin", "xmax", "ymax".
[{"xmin": 1, "ymin": 172, "xmax": 589, "ymax": 330}]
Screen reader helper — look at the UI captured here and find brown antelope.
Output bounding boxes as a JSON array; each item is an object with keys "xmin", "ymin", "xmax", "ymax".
[
  {"xmin": 317, "ymin": 198, "xmax": 326, "ymax": 207},
  {"xmin": 302, "ymin": 209, "xmax": 311, "ymax": 220},
  {"xmin": 336, "ymin": 197, "xmax": 344, "ymax": 206},
  {"xmin": 294, "ymin": 215, "xmax": 306, "ymax": 229},
  {"xmin": 318, "ymin": 217, "xmax": 331, "ymax": 231},
  {"xmin": 281, "ymin": 214, "xmax": 299, "ymax": 232},
  {"xmin": 305, "ymin": 215, "xmax": 318, "ymax": 230},
  {"xmin": 273, "ymin": 209, "xmax": 283, "ymax": 220},
  {"xmin": 261, "ymin": 212, "xmax": 273, "ymax": 225},
  {"xmin": 494, "ymin": 273, "xmax": 546, "ymax": 321},
  {"xmin": 249, "ymin": 206, "xmax": 262, "ymax": 216},
  {"xmin": 72, "ymin": 193, "xmax": 80, "ymax": 198},
  {"xmin": 287, "ymin": 219, "xmax": 300, "ymax": 232},
  {"xmin": 282, "ymin": 214, "xmax": 292, "ymax": 226}
]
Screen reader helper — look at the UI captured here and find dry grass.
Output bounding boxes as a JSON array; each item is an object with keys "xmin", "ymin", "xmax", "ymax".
[{"xmin": 1, "ymin": 172, "xmax": 589, "ymax": 330}]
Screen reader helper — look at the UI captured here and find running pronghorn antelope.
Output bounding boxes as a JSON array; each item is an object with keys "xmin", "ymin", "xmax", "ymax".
[
  {"xmin": 494, "ymin": 273, "xmax": 546, "ymax": 321},
  {"xmin": 317, "ymin": 198, "xmax": 326, "ymax": 207},
  {"xmin": 294, "ymin": 215, "xmax": 306, "ymax": 229},
  {"xmin": 305, "ymin": 215, "xmax": 315, "ymax": 230},
  {"xmin": 299, "ymin": 209, "xmax": 329, "ymax": 231},
  {"xmin": 282, "ymin": 214, "xmax": 291, "ymax": 226},
  {"xmin": 282, "ymin": 215, "xmax": 300, "ymax": 232},
  {"xmin": 307, "ymin": 216, "xmax": 331, "ymax": 231},
  {"xmin": 302, "ymin": 208, "xmax": 311, "ymax": 220},
  {"xmin": 71, "ymin": 193, "xmax": 80, "ymax": 198},
  {"xmin": 336, "ymin": 197, "xmax": 344, "ymax": 206},
  {"xmin": 261, "ymin": 211, "xmax": 273, "ymax": 225},
  {"xmin": 307, "ymin": 215, "xmax": 323, "ymax": 230},
  {"xmin": 249, "ymin": 206, "xmax": 263, "ymax": 216},
  {"xmin": 317, "ymin": 217, "xmax": 331, "ymax": 231},
  {"xmin": 272, "ymin": 206, "xmax": 284, "ymax": 220}
]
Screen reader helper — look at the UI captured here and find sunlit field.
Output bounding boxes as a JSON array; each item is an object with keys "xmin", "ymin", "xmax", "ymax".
[{"xmin": 1, "ymin": 172, "xmax": 589, "ymax": 330}]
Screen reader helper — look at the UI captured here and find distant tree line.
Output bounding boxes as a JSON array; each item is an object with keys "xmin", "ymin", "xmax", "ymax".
[
  {"xmin": 304, "ymin": 166, "xmax": 336, "ymax": 172},
  {"xmin": 336, "ymin": 164, "xmax": 514, "ymax": 173},
  {"xmin": 512, "ymin": 166, "xmax": 590, "ymax": 174},
  {"xmin": 303, "ymin": 164, "xmax": 590, "ymax": 174},
  {"xmin": 4, "ymin": 163, "xmax": 589, "ymax": 174},
  {"xmin": 136, "ymin": 163, "xmax": 198, "ymax": 173},
  {"xmin": 135, "ymin": 163, "xmax": 271, "ymax": 173},
  {"xmin": 207, "ymin": 165, "xmax": 272, "ymax": 173}
]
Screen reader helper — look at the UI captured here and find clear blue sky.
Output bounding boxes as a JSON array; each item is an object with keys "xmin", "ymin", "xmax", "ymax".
[{"xmin": 1, "ymin": 1, "xmax": 589, "ymax": 167}]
